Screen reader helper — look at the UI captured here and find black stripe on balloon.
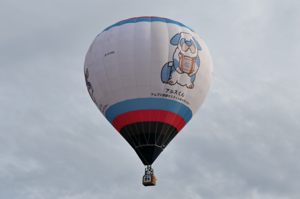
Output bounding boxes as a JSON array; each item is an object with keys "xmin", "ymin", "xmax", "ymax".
[{"xmin": 120, "ymin": 122, "xmax": 178, "ymax": 165}]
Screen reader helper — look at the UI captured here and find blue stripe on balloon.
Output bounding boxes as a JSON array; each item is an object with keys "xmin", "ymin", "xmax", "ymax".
[
  {"xmin": 102, "ymin": 16, "xmax": 194, "ymax": 32},
  {"xmin": 105, "ymin": 98, "xmax": 193, "ymax": 123}
]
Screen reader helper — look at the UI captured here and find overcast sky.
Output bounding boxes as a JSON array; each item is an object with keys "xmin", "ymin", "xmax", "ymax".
[{"xmin": 1, "ymin": 0, "xmax": 300, "ymax": 198}]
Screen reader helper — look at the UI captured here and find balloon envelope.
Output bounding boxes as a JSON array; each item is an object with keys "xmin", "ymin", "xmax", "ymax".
[{"xmin": 84, "ymin": 16, "xmax": 213, "ymax": 165}]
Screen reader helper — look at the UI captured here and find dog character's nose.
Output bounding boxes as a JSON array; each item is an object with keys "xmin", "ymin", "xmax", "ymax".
[{"xmin": 185, "ymin": 40, "xmax": 193, "ymax": 47}]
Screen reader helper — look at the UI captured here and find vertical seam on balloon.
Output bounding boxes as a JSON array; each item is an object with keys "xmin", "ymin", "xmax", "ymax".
[
  {"xmin": 146, "ymin": 19, "xmax": 153, "ymax": 146},
  {"xmin": 163, "ymin": 19, "xmax": 186, "ymax": 142},
  {"xmin": 132, "ymin": 17, "xmax": 141, "ymax": 149},
  {"xmin": 157, "ymin": 19, "xmax": 172, "ymax": 145},
  {"xmin": 126, "ymin": 18, "xmax": 138, "ymax": 148},
  {"xmin": 93, "ymin": 33, "xmax": 110, "ymax": 114}
]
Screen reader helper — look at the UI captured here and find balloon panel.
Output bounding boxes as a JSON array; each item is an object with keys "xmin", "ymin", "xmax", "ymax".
[{"xmin": 84, "ymin": 17, "xmax": 213, "ymax": 164}]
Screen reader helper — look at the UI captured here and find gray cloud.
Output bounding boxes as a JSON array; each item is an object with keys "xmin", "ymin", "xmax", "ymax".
[{"xmin": 1, "ymin": 0, "xmax": 300, "ymax": 198}]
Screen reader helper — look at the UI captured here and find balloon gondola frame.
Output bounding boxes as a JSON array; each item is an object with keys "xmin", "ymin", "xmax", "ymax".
[{"xmin": 142, "ymin": 165, "xmax": 156, "ymax": 186}]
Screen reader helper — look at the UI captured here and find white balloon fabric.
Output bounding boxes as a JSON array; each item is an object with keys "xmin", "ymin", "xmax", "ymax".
[{"xmin": 84, "ymin": 17, "xmax": 213, "ymax": 165}]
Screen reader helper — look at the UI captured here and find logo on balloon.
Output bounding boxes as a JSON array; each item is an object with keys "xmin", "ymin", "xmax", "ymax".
[
  {"xmin": 161, "ymin": 32, "xmax": 202, "ymax": 89},
  {"xmin": 84, "ymin": 68, "xmax": 97, "ymax": 104}
]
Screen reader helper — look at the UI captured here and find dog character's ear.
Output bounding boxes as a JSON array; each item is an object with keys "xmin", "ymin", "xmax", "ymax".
[
  {"xmin": 170, "ymin": 33, "xmax": 182, "ymax": 45},
  {"xmin": 193, "ymin": 37, "xmax": 202, "ymax": 51}
]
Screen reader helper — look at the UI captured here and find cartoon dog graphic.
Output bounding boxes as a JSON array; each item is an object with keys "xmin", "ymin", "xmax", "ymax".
[{"xmin": 161, "ymin": 32, "xmax": 202, "ymax": 89}]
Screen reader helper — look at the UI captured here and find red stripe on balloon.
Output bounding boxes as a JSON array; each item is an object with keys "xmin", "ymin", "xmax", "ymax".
[{"xmin": 112, "ymin": 110, "xmax": 186, "ymax": 132}]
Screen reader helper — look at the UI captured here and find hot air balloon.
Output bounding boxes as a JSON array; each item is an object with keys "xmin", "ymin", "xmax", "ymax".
[{"xmin": 84, "ymin": 16, "xmax": 213, "ymax": 186}]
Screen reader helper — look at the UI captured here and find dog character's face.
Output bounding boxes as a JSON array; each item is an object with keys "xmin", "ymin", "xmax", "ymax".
[{"xmin": 170, "ymin": 32, "xmax": 201, "ymax": 57}]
